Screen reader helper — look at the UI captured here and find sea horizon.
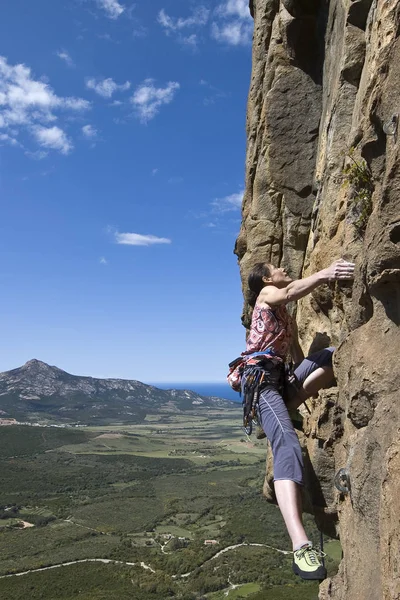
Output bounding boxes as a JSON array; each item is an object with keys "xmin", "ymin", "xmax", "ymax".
[{"xmin": 148, "ymin": 381, "xmax": 241, "ymax": 403}]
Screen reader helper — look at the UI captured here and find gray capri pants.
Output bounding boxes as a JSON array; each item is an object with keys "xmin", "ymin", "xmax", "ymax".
[{"xmin": 245, "ymin": 347, "xmax": 334, "ymax": 486}]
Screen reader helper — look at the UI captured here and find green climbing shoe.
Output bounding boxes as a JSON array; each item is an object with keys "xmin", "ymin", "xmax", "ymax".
[{"xmin": 292, "ymin": 543, "xmax": 327, "ymax": 580}]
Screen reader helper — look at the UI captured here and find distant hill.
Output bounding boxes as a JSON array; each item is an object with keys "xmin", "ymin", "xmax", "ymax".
[{"xmin": 0, "ymin": 359, "xmax": 237, "ymax": 425}]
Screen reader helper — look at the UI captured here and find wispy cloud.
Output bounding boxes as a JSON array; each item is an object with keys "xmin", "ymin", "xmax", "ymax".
[
  {"xmin": 57, "ymin": 50, "xmax": 74, "ymax": 68},
  {"xmin": 95, "ymin": 0, "xmax": 125, "ymax": 19},
  {"xmin": 152, "ymin": 168, "xmax": 159, "ymax": 176},
  {"xmin": 86, "ymin": 77, "xmax": 131, "ymax": 98},
  {"xmin": 0, "ymin": 56, "xmax": 90, "ymax": 154},
  {"xmin": 157, "ymin": 7, "xmax": 209, "ymax": 48},
  {"xmin": 181, "ymin": 34, "xmax": 199, "ymax": 49},
  {"xmin": 99, "ymin": 256, "xmax": 109, "ymax": 265},
  {"xmin": 0, "ymin": 132, "xmax": 20, "ymax": 147},
  {"xmin": 25, "ymin": 149, "xmax": 48, "ymax": 160},
  {"xmin": 168, "ymin": 176, "xmax": 183, "ymax": 185},
  {"xmin": 211, "ymin": 190, "xmax": 244, "ymax": 213},
  {"xmin": 157, "ymin": 2, "xmax": 252, "ymax": 48},
  {"xmin": 131, "ymin": 79, "xmax": 180, "ymax": 123},
  {"xmin": 33, "ymin": 126, "xmax": 73, "ymax": 154},
  {"xmin": 115, "ymin": 232, "xmax": 172, "ymax": 246},
  {"xmin": 216, "ymin": 0, "xmax": 250, "ymax": 19},
  {"xmin": 132, "ymin": 25, "xmax": 147, "ymax": 38},
  {"xmin": 211, "ymin": 0, "xmax": 253, "ymax": 46},
  {"xmin": 157, "ymin": 7, "xmax": 209, "ymax": 33},
  {"xmin": 199, "ymin": 80, "xmax": 228, "ymax": 106},
  {"xmin": 82, "ymin": 124, "xmax": 98, "ymax": 138}
]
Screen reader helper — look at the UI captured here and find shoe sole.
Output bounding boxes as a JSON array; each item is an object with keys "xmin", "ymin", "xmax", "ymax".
[{"xmin": 292, "ymin": 562, "xmax": 327, "ymax": 581}]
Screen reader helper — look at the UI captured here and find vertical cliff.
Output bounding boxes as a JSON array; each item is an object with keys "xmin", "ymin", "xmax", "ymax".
[{"xmin": 236, "ymin": 1, "xmax": 400, "ymax": 598}]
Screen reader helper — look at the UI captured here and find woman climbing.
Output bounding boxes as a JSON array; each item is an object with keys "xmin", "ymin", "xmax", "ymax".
[{"xmin": 228, "ymin": 258, "xmax": 355, "ymax": 580}]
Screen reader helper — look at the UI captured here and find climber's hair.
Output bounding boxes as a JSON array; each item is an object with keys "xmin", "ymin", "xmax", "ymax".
[{"xmin": 247, "ymin": 262, "xmax": 272, "ymax": 308}]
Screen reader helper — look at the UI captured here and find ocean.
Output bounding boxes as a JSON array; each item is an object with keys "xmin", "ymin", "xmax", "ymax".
[{"xmin": 150, "ymin": 382, "xmax": 241, "ymax": 403}]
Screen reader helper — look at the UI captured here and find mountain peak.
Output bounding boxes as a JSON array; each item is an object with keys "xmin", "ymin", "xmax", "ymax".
[
  {"xmin": 0, "ymin": 360, "xmax": 236, "ymax": 425},
  {"xmin": 24, "ymin": 359, "xmax": 53, "ymax": 369}
]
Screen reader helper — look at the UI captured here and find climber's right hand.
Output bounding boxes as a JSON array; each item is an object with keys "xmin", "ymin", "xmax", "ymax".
[{"xmin": 324, "ymin": 259, "xmax": 355, "ymax": 282}]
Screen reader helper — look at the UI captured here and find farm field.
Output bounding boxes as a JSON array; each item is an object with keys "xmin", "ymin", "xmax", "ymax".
[{"xmin": 0, "ymin": 415, "xmax": 340, "ymax": 599}]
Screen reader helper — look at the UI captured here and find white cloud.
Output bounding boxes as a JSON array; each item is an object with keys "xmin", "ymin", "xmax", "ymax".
[
  {"xmin": 157, "ymin": 2, "xmax": 252, "ymax": 48},
  {"xmin": 132, "ymin": 25, "xmax": 147, "ymax": 38},
  {"xmin": 157, "ymin": 7, "xmax": 209, "ymax": 32},
  {"xmin": 57, "ymin": 50, "xmax": 74, "ymax": 68},
  {"xmin": 86, "ymin": 77, "xmax": 131, "ymax": 98},
  {"xmin": 211, "ymin": 21, "xmax": 252, "ymax": 45},
  {"xmin": 0, "ymin": 132, "xmax": 20, "ymax": 146},
  {"xmin": 0, "ymin": 57, "xmax": 90, "ymax": 119},
  {"xmin": 200, "ymin": 80, "xmax": 228, "ymax": 106},
  {"xmin": 131, "ymin": 79, "xmax": 180, "ymax": 123},
  {"xmin": 152, "ymin": 168, "xmax": 158, "ymax": 176},
  {"xmin": 211, "ymin": 190, "xmax": 244, "ymax": 213},
  {"xmin": 95, "ymin": 0, "xmax": 125, "ymax": 19},
  {"xmin": 115, "ymin": 232, "xmax": 172, "ymax": 246},
  {"xmin": 99, "ymin": 257, "xmax": 109, "ymax": 265},
  {"xmin": 182, "ymin": 34, "xmax": 198, "ymax": 48},
  {"xmin": 212, "ymin": 0, "xmax": 253, "ymax": 46},
  {"xmin": 25, "ymin": 149, "xmax": 48, "ymax": 160},
  {"xmin": 0, "ymin": 56, "xmax": 90, "ymax": 154},
  {"xmin": 33, "ymin": 125, "xmax": 73, "ymax": 154},
  {"xmin": 216, "ymin": 0, "xmax": 250, "ymax": 19},
  {"xmin": 82, "ymin": 124, "xmax": 98, "ymax": 138},
  {"xmin": 63, "ymin": 97, "xmax": 91, "ymax": 110},
  {"xmin": 157, "ymin": 7, "xmax": 208, "ymax": 48}
]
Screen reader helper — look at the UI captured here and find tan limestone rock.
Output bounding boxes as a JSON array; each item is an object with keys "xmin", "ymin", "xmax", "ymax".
[{"xmin": 238, "ymin": 0, "xmax": 400, "ymax": 597}]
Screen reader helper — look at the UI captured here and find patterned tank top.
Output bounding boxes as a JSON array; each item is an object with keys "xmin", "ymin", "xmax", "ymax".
[{"xmin": 243, "ymin": 303, "xmax": 292, "ymax": 360}]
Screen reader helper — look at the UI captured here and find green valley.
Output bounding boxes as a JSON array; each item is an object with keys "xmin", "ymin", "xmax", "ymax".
[{"xmin": 0, "ymin": 413, "xmax": 340, "ymax": 599}]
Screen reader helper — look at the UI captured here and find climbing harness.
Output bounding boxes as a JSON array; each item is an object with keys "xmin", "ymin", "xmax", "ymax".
[
  {"xmin": 228, "ymin": 352, "xmax": 303, "ymax": 436},
  {"xmin": 241, "ymin": 355, "xmax": 289, "ymax": 436}
]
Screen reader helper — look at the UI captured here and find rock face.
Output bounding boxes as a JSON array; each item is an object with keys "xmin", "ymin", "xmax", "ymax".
[{"xmin": 237, "ymin": 1, "xmax": 400, "ymax": 598}]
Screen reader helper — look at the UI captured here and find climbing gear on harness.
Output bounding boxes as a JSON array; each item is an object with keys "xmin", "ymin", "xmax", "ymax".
[
  {"xmin": 228, "ymin": 351, "xmax": 306, "ymax": 436},
  {"xmin": 241, "ymin": 354, "xmax": 283, "ymax": 436},
  {"xmin": 239, "ymin": 354, "xmax": 304, "ymax": 436},
  {"xmin": 242, "ymin": 364, "xmax": 268, "ymax": 435},
  {"xmin": 227, "ymin": 356, "xmax": 245, "ymax": 392},
  {"xmin": 292, "ymin": 542, "xmax": 327, "ymax": 581}
]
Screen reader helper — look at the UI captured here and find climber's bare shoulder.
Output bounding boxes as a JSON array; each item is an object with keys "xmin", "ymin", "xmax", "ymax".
[{"xmin": 257, "ymin": 285, "xmax": 289, "ymax": 308}]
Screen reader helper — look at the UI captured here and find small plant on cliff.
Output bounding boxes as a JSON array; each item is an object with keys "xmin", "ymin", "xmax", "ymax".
[{"xmin": 342, "ymin": 148, "xmax": 374, "ymax": 236}]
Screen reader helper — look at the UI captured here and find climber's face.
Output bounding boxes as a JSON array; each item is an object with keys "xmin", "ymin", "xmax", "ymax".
[{"xmin": 263, "ymin": 264, "xmax": 293, "ymax": 287}]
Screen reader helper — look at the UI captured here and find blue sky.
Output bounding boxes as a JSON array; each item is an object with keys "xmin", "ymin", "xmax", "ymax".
[{"xmin": 0, "ymin": 0, "xmax": 253, "ymax": 383}]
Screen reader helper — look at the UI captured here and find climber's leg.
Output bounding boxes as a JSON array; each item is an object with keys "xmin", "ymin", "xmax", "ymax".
[
  {"xmin": 274, "ymin": 479, "xmax": 309, "ymax": 550},
  {"xmin": 286, "ymin": 347, "xmax": 335, "ymax": 409},
  {"xmin": 256, "ymin": 383, "xmax": 307, "ymax": 548},
  {"xmin": 258, "ymin": 384, "xmax": 304, "ymax": 485}
]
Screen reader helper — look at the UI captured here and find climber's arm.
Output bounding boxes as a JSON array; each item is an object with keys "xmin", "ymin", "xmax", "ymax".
[{"xmin": 259, "ymin": 259, "xmax": 355, "ymax": 307}]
